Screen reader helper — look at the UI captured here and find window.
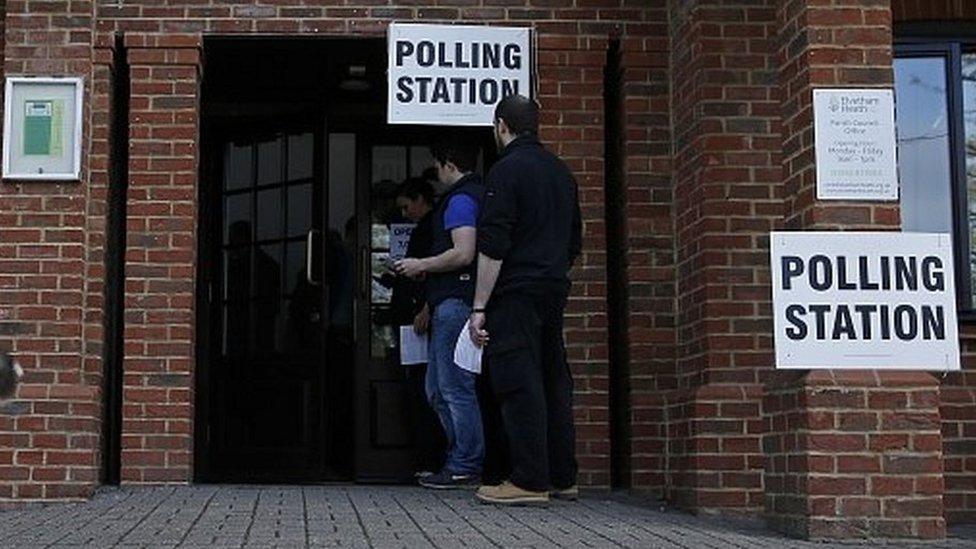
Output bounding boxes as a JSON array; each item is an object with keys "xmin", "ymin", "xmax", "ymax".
[{"xmin": 895, "ymin": 39, "xmax": 976, "ymax": 314}]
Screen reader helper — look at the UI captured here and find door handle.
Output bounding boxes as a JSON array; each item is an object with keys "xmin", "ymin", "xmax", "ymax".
[
  {"xmin": 359, "ymin": 245, "xmax": 370, "ymax": 300},
  {"xmin": 306, "ymin": 229, "xmax": 321, "ymax": 286}
]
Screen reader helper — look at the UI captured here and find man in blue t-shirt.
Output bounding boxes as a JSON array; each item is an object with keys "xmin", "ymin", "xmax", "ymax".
[{"xmin": 395, "ymin": 140, "xmax": 485, "ymax": 489}]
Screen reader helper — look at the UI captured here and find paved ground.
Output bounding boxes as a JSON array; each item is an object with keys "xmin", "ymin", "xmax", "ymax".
[{"xmin": 1, "ymin": 485, "xmax": 975, "ymax": 548}]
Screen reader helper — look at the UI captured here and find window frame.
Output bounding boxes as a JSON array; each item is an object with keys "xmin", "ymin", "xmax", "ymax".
[{"xmin": 894, "ymin": 38, "xmax": 975, "ymax": 318}]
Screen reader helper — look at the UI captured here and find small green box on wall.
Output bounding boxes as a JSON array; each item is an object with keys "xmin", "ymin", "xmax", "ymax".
[{"xmin": 3, "ymin": 76, "xmax": 83, "ymax": 181}]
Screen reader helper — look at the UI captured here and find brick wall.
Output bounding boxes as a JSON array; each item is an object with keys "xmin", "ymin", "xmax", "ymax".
[
  {"xmin": 0, "ymin": 0, "xmax": 101, "ymax": 500},
  {"xmin": 665, "ymin": 0, "xmax": 780, "ymax": 514},
  {"xmin": 90, "ymin": 1, "xmax": 663, "ymax": 489},
  {"xmin": 765, "ymin": 371, "xmax": 944, "ymax": 539},
  {"xmin": 762, "ymin": 0, "xmax": 950, "ymax": 540}
]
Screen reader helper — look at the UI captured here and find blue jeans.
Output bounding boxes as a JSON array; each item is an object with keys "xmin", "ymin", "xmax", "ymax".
[{"xmin": 426, "ymin": 298, "xmax": 484, "ymax": 475}]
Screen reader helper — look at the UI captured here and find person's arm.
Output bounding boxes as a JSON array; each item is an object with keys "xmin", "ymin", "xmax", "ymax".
[
  {"xmin": 395, "ymin": 195, "xmax": 478, "ymax": 278},
  {"xmin": 468, "ymin": 253, "xmax": 502, "ymax": 346}
]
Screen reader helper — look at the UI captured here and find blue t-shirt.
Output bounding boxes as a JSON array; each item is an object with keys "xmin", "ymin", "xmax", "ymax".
[{"xmin": 443, "ymin": 194, "xmax": 479, "ymax": 230}]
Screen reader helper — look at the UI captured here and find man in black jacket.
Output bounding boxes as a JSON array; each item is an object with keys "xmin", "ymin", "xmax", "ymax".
[{"xmin": 470, "ymin": 95, "xmax": 582, "ymax": 505}]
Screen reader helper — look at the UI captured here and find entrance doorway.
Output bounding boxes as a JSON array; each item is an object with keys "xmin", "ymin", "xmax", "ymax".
[{"xmin": 195, "ymin": 38, "xmax": 493, "ymax": 483}]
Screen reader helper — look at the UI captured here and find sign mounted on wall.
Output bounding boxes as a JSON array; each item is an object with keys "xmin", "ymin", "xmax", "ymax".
[
  {"xmin": 813, "ymin": 88, "xmax": 898, "ymax": 201},
  {"xmin": 387, "ymin": 23, "xmax": 532, "ymax": 126},
  {"xmin": 3, "ymin": 77, "xmax": 84, "ymax": 181},
  {"xmin": 770, "ymin": 232, "xmax": 959, "ymax": 371}
]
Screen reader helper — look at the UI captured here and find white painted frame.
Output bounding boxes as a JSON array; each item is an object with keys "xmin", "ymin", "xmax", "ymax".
[{"xmin": 3, "ymin": 76, "xmax": 84, "ymax": 181}]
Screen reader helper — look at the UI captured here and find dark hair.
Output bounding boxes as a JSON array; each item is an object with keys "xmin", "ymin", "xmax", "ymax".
[
  {"xmin": 0, "ymin": 353, "xmax": 19, "ymax": 400},
  {"xmin": 396, "ymin": 177, "xmax": 435, "ymax": 205},
  {"xmin": 430, "ymin": 139, "xmax": 478, "ymax": 174},
  {"xmin": 494, "ymin": 94, "xmax": 539, "ymax": 136}
]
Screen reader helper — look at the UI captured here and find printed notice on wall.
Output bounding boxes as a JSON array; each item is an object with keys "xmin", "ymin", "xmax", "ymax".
[
  {"xmin": 770, "ymin": 232, "xmax": 959, "ymax": 370},
  {"xmin": 388, "ymin": 23, "xmax": 532, "ymax": 126},
  {"xmin": 813, "ymin": 89, "xmax": 899, "ymax": 201}
]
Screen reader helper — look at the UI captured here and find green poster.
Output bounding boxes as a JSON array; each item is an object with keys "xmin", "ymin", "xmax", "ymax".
[{"xmin": 23, "ymin": 99, "xmax": 63, "ymax": 156}]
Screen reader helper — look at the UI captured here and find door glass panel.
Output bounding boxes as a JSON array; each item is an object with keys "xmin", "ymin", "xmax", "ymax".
[
  {"xmin": 287, "ymin": 183, "xmax": 313, "ymax": 237},
  {"xmin": 329, "ymin": 134, "xmax": 356, "ymax": 235},
  {"xmin": 224, "ymin": 193, "xmax": 251, "ymax": 244},
  {"xmin": 372, "ymin": 146, "xmax": 407, "ymax": 185},
  {"xmin": 895, "ymin": 57, "xmax": 953, "ymax": 235},
  {"xmin": 285, "ymin": 241, "xmax": 306, "ymax": 297},
  {"xmin": 255, "ymin": 243, "xmax": 283, "ymax": 298},
  {"xmin": 257, "ymin": 137, "xmax": 283, "ymax": 185},
  {"xmin": 288, "ymin": 133, "xmax": 314, "ymax": 181},
  {"xmin": 410, "ymin": 146, "xmax": 434, "ymax": 177},
  {"xmin": 256, "ymin": 188, "xmax": 283, "ymax": 242},
  {"xmin": 962, "ymin": 53, "xmax": 976, "ymax": 307},
  {"xmin": 224, "ymin": 142, "xmax": 253, "ymax": 191}
]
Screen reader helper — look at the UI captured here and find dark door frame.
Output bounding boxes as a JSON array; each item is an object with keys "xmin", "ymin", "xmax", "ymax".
[{"xmin": 195, "ymin": 112, "xmax": 333, "ymax": 483}]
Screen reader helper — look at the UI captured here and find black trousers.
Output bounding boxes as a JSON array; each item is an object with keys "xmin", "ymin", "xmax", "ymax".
[{"xmin": 484, "ymin": 289, "xmax": 577, "ymax": 492}]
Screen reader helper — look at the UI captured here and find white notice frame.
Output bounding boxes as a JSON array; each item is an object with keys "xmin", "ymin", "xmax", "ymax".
[{"xmin": 3, "ymin": 76, "xmax": 84, "ymax": 181}]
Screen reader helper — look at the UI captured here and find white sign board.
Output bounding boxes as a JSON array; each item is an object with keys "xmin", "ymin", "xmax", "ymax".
[
  {"xmin": 813, "ymin": 88, "xmax": 898, "ymax": 201},
  {"xmin": 389, "ymin": 223, "xmax": 415, "ymax": 262},
  {"xmin": 770, "ymin": 232, "xmax": 959, "ymax": 370},
  {"xmin": 388, "ymin": 23, "xmax": 532, "ymax": 126},
  {"xmin": 3, "ymin": 76, "xmax": 84, "ymax": 181}
]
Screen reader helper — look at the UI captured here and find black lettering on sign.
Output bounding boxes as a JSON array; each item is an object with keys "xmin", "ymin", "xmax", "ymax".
[
  {"xmin": 836, "ymin": 256, "xmax": 856, "ymax": 290},
  {"xmin": 922, "ymin": 305, "xmax": 945, "ymax": 340},
  {"xmin": 858, "ymin": 256, "xmax": 879, "ymax": 290},
  {"xmin": 894, "ymin": 304, "xmax": 917, "ymax": 340},
  {"xmin": 809, "ymin": 255, "xmax": 832, "ymax": 291},
  {"xmin": 781, "ymin": 256, "xmax": 803, "ymax": 290},
  {"xmin": 785, "ymin": 305, "xmax": 807, "ymax": 340},
  {"xmin": 480, "ymin": 79, "xmax": 498, "ymax": 105},
  {"xmin": 432, "ymin": 78, "xmax": 450, "ymax": 103},
  {"xmin": 396, "ymin": 76, "xmax": 414, "ymax": 102},
  {"xmin": 396, "ymin": 41, "xmax": 414, "ymax": 66},
  {"xmin": 502, "ymin": 79, "xmax": 520, "ymax": 98},
  {"xmin": 853, "ymin": 304, "xmax": 876, "ymax": 339},
  {"xmin": 808, "ymin": 304, "xmax": 830, "ymax": 340},
  {"xmin": 417, "ymin": 41, "xmax": 435, "ymax": 67},
  {"xmin": 894, "ymin": 257, "xmax": 918, "ymax": 291},
  {"xmin": 831, "ymin": 305, "xmax": 857, "ymax": 340},
  {"xmin": 921, "ymin": 256, "xmax": 945, "ymax": 291},
  {"xmin": 503, "ymin": 44, "xmax": 522, "ymax": 69}
]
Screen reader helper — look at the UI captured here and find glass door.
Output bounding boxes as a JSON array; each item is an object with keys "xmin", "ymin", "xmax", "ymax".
[{"xmin": 208, "ymin": 123, "xmax": 330, "ymax": 480}]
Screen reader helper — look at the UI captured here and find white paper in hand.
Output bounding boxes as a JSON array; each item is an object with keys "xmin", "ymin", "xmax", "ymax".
[
  {"xmin": 400, "ymin": 326, "xmax": 428, "ymax": 366},
  {"xmin": 454, "ymin": 320, "xmax": 483, "ymax": 374}
]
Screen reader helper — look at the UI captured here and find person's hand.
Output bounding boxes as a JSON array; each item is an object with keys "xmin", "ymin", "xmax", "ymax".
[
  {"xmin": 413, "ymin": 305, "xmax": 430, "ymax": 335},
  {"xmin": 394, "ymin": 258, "xmax": 425, "ymax": 279},
  {"xmin": 469, "ymin": 311, "xmax": 489, "ymax": 347}
]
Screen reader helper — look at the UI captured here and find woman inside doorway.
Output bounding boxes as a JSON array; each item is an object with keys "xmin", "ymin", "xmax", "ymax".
[{"xmin": 393, "ymin": 176, "xmax": 446, "ymax": 477}]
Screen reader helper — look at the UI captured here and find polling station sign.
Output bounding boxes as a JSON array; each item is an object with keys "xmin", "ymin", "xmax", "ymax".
[
  {"xmin": 770, "ymin": 232, "xmax": 959, "ymax": 370},
  {"xmin": 388, "ymin": 23, "xmax": 532, "ymax": 126}
]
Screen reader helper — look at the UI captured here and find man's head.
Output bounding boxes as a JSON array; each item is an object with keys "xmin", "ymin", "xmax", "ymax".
[
  {"xmin": 396, "ymin": 177, "xmax": 435, "ymax": 222},
  {"xmin": 430, "ymin": 139, "xmax": 478, "ymax": 187},
  {"xmin": 0, "ymin": 352, "xmax": 23, "ymax": 402},
  {"xmin": 493, "ymin": 94, "xmax": 539, "ymax": 151}
]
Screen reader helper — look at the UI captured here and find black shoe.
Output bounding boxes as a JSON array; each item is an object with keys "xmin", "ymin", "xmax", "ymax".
[{"xmin": 418, "ymin": 471, "xmax": 480, "ymax": 490}]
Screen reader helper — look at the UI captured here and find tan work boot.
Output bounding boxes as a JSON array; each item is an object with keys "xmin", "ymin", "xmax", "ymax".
[
  {"xmin": 476, "ymin": 481, "xmax": 549, "ymax": 505},
  {"xmin": 550, "ymin": 485, "xmax": 579, "ymax": 501}
]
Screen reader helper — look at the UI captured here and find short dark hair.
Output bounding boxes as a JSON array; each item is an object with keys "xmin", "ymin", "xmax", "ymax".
[
  {"xmin": 494, "ymin": 94, "xmax": 538, "ymax": 136},
  {"xmin": 396, "ymin": 177, "xmax": 435, "ymax": 205},
  {"xmin": 430, "ymin": 139, "xmax": 478, "ymax": 174}
]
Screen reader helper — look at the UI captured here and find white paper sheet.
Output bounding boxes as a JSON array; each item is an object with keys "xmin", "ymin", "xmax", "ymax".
[
  {"xmin": 453, "ymin": 320, "xmax": 483, "ymax": 375},
  {"xmin": 399, "ymin": 326, "xmax": 428, "ymax": 366}
]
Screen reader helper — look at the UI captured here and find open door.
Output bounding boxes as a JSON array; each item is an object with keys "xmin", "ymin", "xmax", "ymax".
[{"xmin": 352, "ymin": 133, "xmax": 435, "ymax": 481}]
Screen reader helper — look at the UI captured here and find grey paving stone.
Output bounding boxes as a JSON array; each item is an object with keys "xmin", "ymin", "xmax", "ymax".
[{"xmin": 0, "ymin": 485, "xmax": 974, "ymax": 548}]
